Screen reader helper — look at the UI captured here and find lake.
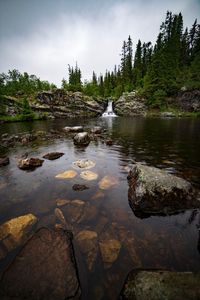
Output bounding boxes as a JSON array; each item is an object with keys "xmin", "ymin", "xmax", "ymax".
[{"xmin": 0, "ymin": 116, "xmax": 200, "ymax": 299}]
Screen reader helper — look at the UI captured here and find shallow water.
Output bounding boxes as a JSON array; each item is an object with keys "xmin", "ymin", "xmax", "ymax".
[{"xmin": 0, "ymin": 117, "xmax": 200, "ymax": 299}]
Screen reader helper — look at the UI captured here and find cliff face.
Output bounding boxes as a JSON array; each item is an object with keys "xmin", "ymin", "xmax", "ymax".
[
  {"xmin": 175, "ymin": 89, "xmax": 200, "ymax": 112},
  {"xmin": 113, "ymin": 92, "xmax": 147, "ymax": 116},
  {"xmin": 32, "ymin": 89, "xmax": 106, "ymax": 118}
]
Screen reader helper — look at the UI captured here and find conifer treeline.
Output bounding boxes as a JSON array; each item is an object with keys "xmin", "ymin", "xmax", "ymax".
[{"xmin": 63, "ymin": 11, "xmax": 200, "ymax": 106}]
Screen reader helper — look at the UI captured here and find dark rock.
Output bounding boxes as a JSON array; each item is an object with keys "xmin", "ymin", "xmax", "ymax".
[
  {"xmin": 120, "ymin": 270, "xmax": 200, "ymax": 300},
  {"xmin": 72, "ymin": 184, "xmax": 89, "ymax": 191},
  {"xmin": 176, "ymin": 89, "xmax": 200, "ymax": 112},
  {"xmin": 73, "ymin": 132, "xmax": 90, "ymax": 146},
  {"xmin": 106, "ymin": 139, "xmax": 113, "ymax": 146},
  {"xmin": 128, "ymin": 163, "xmax": 199, "ymax": 216},
  {"xmin": 18, "ymin": 157, "xmax": 44, "ymax": 170},
  {"xmin": 0, "ymin": 227, "xmax": 81, "ymax": 300},
  {"xmin": 0, "ymin": 156, "xmax": 9, "ymax": 167},
  {"xmin": 43, "ymin": 152, "xmax": 64, "ymax": 160}
]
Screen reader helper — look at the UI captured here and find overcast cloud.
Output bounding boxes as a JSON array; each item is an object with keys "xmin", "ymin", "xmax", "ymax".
[{"xmin": 0, "ymin": 0, "xmax": 199, "ymax": 86}]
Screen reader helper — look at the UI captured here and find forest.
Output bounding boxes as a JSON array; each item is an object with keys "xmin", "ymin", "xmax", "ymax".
[{"xmin": 0, "ymin": 11, "xmax": 200, "ymax": 108}]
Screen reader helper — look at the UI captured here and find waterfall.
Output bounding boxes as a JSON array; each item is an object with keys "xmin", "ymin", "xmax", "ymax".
[{"xmin": 102, "ymin": 100, "xmax": 117, "ymax": 117}]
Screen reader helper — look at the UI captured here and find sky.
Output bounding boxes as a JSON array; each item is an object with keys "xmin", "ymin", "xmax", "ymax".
[{"xmin": 0, "ymin": 0, "xmax": 199, "ymax": 86}]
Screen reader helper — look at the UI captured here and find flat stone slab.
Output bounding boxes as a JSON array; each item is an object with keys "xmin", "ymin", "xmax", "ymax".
[
  {"xmin": 0, "ymin": 227, "xmax": 81, "ymax": 300},
  {"xmin": 120, "ymin": 270, "xmax": 200, "ymax": 300}
]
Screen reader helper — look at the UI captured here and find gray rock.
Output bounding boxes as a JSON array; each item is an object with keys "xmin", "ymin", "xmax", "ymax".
[
  {"xmin": 0, "ymin": 228, "xmax": 81, "ymax": 300},
  {"xmin": 73, "ymin": 132, "xmax": 90, "ymax": 146},
  {"xmin": 91, "ymin": 126, "xmax": 102, "ymax": 134},
  {"xmin": 160, "ymin": 112, "xmax": 176, "ymax": 118},
  {"xmin": 114, "ymin": 92, "xmax": 147, "ymax": 116},
  {"xmin": 120, "ymin": 270, "xmax": 200, "ymax": 300},
  {"xmin": 63, "ymin": 126, "xmax": 83, "ymax": 133},
  {"xmin": 128, "ymin": 163, "xmax": 199, "ymax": 216}
]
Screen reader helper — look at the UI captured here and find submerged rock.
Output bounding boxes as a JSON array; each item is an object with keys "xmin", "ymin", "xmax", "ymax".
[
  {"xmin": 120, "ymin": 270, "xmax": 200, "ymax": 300},
  {"xmin": 0, "ymin": 228, "xmax": 81, "ymax": 300},
  {"xmin": 73, "ymin": 159, "xmax": 96, "ymax": 169},
  {"xmin": 18, "ymin": 157, "xmax": 44, "ymax": 170},
  {"xmin": 80, "ymin": 170, "xmax": 98, "ymax": 181},
  {"xmin": 98, "ymin": 175, "xmax": 119, "ymax": 190},
  {"xmin": 0, "ymin": 214, "xmax": 37, "ymax": 257},
  {"xmin": 99, "ymin": 239, "xmax": 121, "ymax": 269},
  {"xmin": 72, "ymin": 184, "xmax": 89, "ymax": 191},
  {"xmin": 75, "ymin": 230, "xmax": 98, "ymax": 271},
  {"xmin": 43, "ymin": 152, "xmax": 64, "ymax": 160},
  {"xmin": 56, "ymin": 199, "xmax": 71, "ymax": 207},
  {"xmin": 73, "ymin": 132, "xmax": 90, "ymax": 146},
  {"xmin": 55, "ymin": 170, "xmax": 77, "ymax": 179},
  {"xmin": 0, "ymin": 156, "xmax": 9, "ymax": 167},
  {"xmin": 128, "ymin": 163, "xmax": 199, "ymax": 216}
]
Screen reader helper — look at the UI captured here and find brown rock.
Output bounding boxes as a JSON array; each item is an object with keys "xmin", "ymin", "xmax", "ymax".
[
  {"xmin": 73, "ymin": 184, "xmax": 89, "ymax": 191},
  {"xmin": 55, "ymin": 170, "xmax": 77, "ymax": 179},
  {"xmin": 106, "ymin": 139, "xmax": 113, "ymax": 146},
  {"xmin": 0, "ymin": 228, "xmax": 81, "ymax": 300},
  {"xmin": 56, "ymin": 199, "xmax": 71, "ymax": 207},
  {"xmin": 43, "ymin": 152, "xmax": 64, "ymax": 160},
  {"xmin": 0, "ymin": 156, "xmax": 9, "ymax": 167},
  {"xmin": 98, "ymin": 175, "xmax": 119, "ymax": 190},
  {"xmin": 80, "ymin": 170, "xmax": 98, "ymax": 181},
  {"xmin": 99, "ymin": 239, "xmax": 121, "ymax": 269},
  {"xmin": 18, "ymin": 158, "xmax": 44, "ymax": 170}
]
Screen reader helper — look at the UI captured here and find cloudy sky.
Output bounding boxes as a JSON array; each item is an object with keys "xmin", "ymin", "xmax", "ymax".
[{"xmin": 0, "ymin": 0, "xmax": 199, "ymax": 86}]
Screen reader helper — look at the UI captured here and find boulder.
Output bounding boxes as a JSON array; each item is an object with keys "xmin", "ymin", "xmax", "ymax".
[
  {"xmin": 73, "ymin": 132, "xmax": 90, "ymax": 146},
  {"xmin": 120, "ymin": 270, "xmax": 200, "ymax": 300},
  {"xmin": 114, "ymin": 92, "xmax": 147, "ymax": 116},
  {"xmin": 18, "ymin": 157, "xmax": 44, "ymax": 170},
  {"xmin": 0, "ymin": 156, "xmax": 9, "ymax": 167},
  {"xmin": 127, "ymin": 163, "xmax": 199, "ymax": 216},
  {"xmin": 0, "ymin": 228, "xmax": 81, "ymax": 300},
  {"xmin": 43, "ymin": 152, "xmax": 64, "ymax": 160},
  {"xmin": 91, "ymin": 126, "xmax": 102, "ymax": 134},
  {"xmin": 0, "ymin": 214, "xmax": 37, "ymax": 257}
]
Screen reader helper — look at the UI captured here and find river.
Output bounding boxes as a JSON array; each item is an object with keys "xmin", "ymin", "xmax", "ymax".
[{"xmin": 0, "ymin": 116, "xmax": 200, "ymax": 299}]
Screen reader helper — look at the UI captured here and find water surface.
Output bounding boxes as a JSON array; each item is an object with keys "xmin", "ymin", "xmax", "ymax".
[{"xmin": 0, "ymin": 117, "xmax": 200, "ymax": 299}]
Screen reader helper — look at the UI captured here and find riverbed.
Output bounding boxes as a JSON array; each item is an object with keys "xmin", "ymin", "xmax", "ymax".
[{"xmin": 0, "ymin": 116, "xmax": 200, "ymax": 299}]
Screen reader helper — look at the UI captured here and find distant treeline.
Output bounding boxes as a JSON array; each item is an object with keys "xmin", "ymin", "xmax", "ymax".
[{"xmin": 0, "ymin": 11, "xmax": 199, "ymax": 108}]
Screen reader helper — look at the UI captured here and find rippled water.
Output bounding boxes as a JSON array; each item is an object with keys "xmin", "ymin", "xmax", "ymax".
[{"xmin": 0, "ymin": 117, "xmax": 200, "ymax": 299}]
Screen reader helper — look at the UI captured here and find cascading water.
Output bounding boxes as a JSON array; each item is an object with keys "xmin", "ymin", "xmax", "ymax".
[{"xmin": 102, "ymin": 100, "xmax": 117, "ymax": 117}]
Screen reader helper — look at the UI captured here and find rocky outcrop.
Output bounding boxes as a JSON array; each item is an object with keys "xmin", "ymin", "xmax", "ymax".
[
  {"xmin": 114, "ymin": 92, "xmax": 147, "ymax": 116},
  {"xmin": 127, "ymin": 163, "xmax": 199, "ymax": 216},
  {"xmin": 120, "ymin": 270, "xmax": 200, "ymax": 300},
  {"xmin": 0, "ymin": 227, "xmax": 81, "ymax": 300},
  {"xmin": 176, "ymin": 89, "xmax": 200, "ymax": 112},
  {"xmin": 33, "ymin": 89, "xmax": 105, "ymax": 118}
]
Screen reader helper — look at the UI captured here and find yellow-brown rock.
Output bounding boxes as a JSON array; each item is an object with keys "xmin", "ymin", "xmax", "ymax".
[
  {"xmin": 0, "ymin": 214, "xmax": 37, "ymax": 255},
  {"xmin": 99, "ymin": 239, "xmax": 121, "ymax": 268},
  {"xmin": 55, "ymin": 170, "xmax": 77, "ymax": 179},
  {"xmin": 98, "ymin": 175, "xmax": 119, "ymax": 190}
]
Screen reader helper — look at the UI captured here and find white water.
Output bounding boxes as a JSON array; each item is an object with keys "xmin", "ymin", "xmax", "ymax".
[{"xmin": 102, "ymin": 100, "xmax": 117, "ymax": 117}]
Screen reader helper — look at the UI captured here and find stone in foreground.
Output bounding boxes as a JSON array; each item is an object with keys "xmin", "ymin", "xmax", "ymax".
[
  {"xmin": 43, "ymin": 152, "xmax": 64, "ymax": 160},
  {"xmin": 73, "ymin": 132, "xmax": 90, "ymax": 146},
  {"xmin": 0, "ymin": 227, "xmax": 81, "ymax": 300},
  {"xmin": 18, "ymin": 157, "xmax": 44, "ymax": 170},
  {"xmin": 128, "ymin": 163, "xmax": 199, "ymax": 216},
  {"xmin": 0, "ymin": 214, "xmax": 37, "ymax": 258},
  {"xmin": 120, "ymin": 270, "xmax": 200, "ymax": 300}
]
